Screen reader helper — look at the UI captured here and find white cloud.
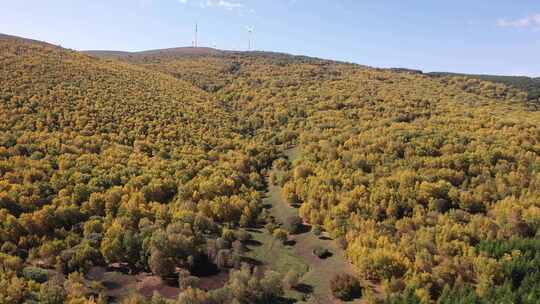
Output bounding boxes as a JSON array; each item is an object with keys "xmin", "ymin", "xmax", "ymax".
[
  {"xmin": 200, "ymin": 0, "xmax": 244, "ymax": 10},
  {"xmin": 497, "ymin": 14, "xmax": 540, "ymax": 29},
  {"xmin": 176, "ymin": 0, "xmax": 252, "ymax": 14}
]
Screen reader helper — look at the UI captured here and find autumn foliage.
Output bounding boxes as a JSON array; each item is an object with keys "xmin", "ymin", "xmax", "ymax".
[{"xmin": 0, "ymin": 34, "xmax": 539, "ymax": 303}]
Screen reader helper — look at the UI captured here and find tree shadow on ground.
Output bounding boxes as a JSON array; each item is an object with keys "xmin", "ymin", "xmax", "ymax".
[
  {"xmin": 345, "ymin": 288, "xmax": 363, "ymax": 302},
  {"xmin": 284, "ymin": 239, "xmax": 297, "ymax": 246},
  {"xmin": 295, "ymin": 283, "xmax": 314, "ymax": 294},
  {"xmin": 278, "ymin": 297, "xmax": 299, "ymax": 304},
  {"xmin": 190, "ymin": 256, "xmax": 220, "ymax": 277},
  {"xmin": 318, "ymin": 251, "xmax": 333, "ymax": 259},
  {"xmin": 106, "ymin": 263, "xmax": 132, "ymax": 274},
  {"xmin": 293, "ymin": 223, "xmax": 311, "ymax": 235},
  {"xmin": 102, "ymin": 280, "xmax": 121, "ymax": 290},
  {"xmin": 163, "ymin": 274, "xmax": 180, "ymax": 287},
  {"xmin": 243, "ymin": 239, "xmax": 262, "ymax": 247},
  {"xmin": 241, "ymin": 256, "xmax": 263, "ymax": 266},
  {"xmin": 313, "ymin": 249, "xmax": 333, "ymax": 260}
]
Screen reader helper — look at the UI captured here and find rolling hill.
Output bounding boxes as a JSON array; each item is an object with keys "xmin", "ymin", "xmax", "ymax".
[
  {"xmin": 84, "ymin": 43, "xmax": 540, "ymax": 103},
  {"xmin": 1, "ymin": 33, "xmax": 539, "ymax": 304},
  {"xmin": 83, "ymin": 47, "xmax": 224, "ymax": 60}
]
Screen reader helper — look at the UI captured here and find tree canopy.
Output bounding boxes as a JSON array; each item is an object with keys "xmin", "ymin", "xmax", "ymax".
[{"xmin": 0, "ymin": 35, "xmax": 539, "ymax": 303}]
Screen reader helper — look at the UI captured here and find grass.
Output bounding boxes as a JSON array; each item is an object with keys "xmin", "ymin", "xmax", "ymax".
[
  {"xmin": 246, "ymin": 229, "xmax": 310, "ymax": 276},
  {"xmin": 251, "ymin": 146, "xmax": 364, "ymax": 304},
  {"xmin": 242, "ymin": 147, "xmax": 313, "ymax": 302}
]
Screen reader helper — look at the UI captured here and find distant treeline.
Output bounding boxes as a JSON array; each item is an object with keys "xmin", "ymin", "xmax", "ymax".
[
  {"xmin": 384, "ymin": 67, "xmax": 540, "ymax": 102},
  {"xmin": 428, "ymin": 72, "xmax": 540, "ymax": 102}
]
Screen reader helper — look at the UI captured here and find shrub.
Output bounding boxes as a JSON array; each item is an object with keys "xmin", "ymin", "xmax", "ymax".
[
  {"xmin": 235, "ymin": 230, "xmax": 252, "ymax": 242},
  {"xmin": 177, "ymin": 287, "xmax": 209, "ymax": 304},
  {"xmin": 269, "ymin": 171, "xmax": 278, "ymax": 186},
  {"xmin": 382, "ymin": 277, "xmax": 406, "ymax": 295},
  {"xmin": 312, "ymin": 246, "xmax": 331, "ymax": 259},
  {"xmin": 275, "ymin": 158, "xmax": 289, "ymax": 170},
  {"xmin": 222, "ymin": 229, "xmax": 236, "ymax": 243},
  {"xmin": 273, "ymin": 229, "xmax": 289, "ymax": 244},
  {"xmin": 222, "ymin": 264, "xmax": 284, "ymax": 303},
  {"xmin": 330, "ymin": 274, "xmax": 362, "ymax": 301},
  {"xmin": 216, "ymin": 249, "xmax": 233, "ymax": 269},
  {"xmin": 1, "ymin": 242, "xmax": 17, "ymax": 255},
  {"xmin": 265, "ymin": 222, "xmax": 278, "ymax": 234},
  {"xmin": 0, "ymin": 253, "xmax": 23, "ymax": 272},
  {"xmin": 282, "ymin": 183, "xmax": 301, "ymax": 206},
  {"xmin": 278, "ymin": 172, "xmax": 291, "ymax": 187},
  {"xmin": 312, "ymin": 225, "xmax": 323, "ymax": 236},
  {"xmin": 336, "ymin": 237, "xmax": 348, "ymax": 250},
  {"xmin": 180, "ymin": 275, "xmax": 200, "ymax": 291},
  {"xmin": 23, "ymin": 266, "xmax": 49, "ymax": 283},
  {"xmin": 148, "ymin": 249, "xmax": 175, "ymax": 278},
  {"xmin": 215, "ymin": 237, "xmax": 231, "ymax": 250},
  {"xmin": 232, "ymin": 240, "xmax": 245, "ymax": 255},
  {"xmin": 284, "ymin": 216, "xmax": 303, "ymax": 234},
  {"xmin": 39, "ymin": 281, "xmax": 67, "ymax": 304},
  {"xmin": 283, "ymin": 270, "xmax": 300, "ymax": 290},
  {"xmin": 293, "ymin": 165, "xmax": 312, "ymax": 179}
]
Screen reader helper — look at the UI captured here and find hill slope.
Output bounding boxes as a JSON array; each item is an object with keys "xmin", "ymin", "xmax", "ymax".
[
  {"xmin": 1, "ymin": 35, "xmax": 540, "ymax": 304},
  {"xmin": 87, "ymin": 45, "xmax": 539, "ymax": 103},
  {"xmin": 0, "ymin": 36, "xmax": 282, "ymax": 299}
]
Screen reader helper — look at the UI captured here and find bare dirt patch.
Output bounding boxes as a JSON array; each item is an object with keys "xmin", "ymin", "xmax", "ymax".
[
  {"xmin": 137, "ymin": 275, "xmax": 180, "ymax": 299},
  {"xmin": 198, "ymin": 270, "xmax": 229, "ymax": 291},
  {"xmin": 88, "ymin": 265, "xmax": 229, "ymax": 301}
]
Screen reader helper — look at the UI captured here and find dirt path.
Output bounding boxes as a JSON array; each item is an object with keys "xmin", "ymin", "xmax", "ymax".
[{"xmin": 264, "ymin": 147, "xmax": 363, "ymax": 304}]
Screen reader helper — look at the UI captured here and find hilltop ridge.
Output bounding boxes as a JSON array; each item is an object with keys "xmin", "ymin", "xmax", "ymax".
[
  {"xmin": 6, "ymin": 31, "xmax": 537, "ymax": 102},
  {"xmin": 83, "ymin": 47, "xmax": 224, "ymax": 59},
  {"xmin": 83, "ymin": 42, "xmax": 540, "ymax": 102},
  {"xmin": 0, "ymin": 32, "xmax": 59, "ymax": 47}
]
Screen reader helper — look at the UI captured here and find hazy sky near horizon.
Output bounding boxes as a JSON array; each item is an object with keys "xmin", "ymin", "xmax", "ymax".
[{"xmin": 2, "ymin": 0, "xmax": 539, "ymax": 76}]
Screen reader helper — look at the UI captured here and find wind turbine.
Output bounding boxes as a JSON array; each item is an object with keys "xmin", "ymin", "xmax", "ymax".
[
  {"xmin": 246, "ymin": 26, "xmax": 254, "ymax": 50},
  {"xmin": 196, "ymin": 22, "xmax": 199, "ymax": 47}
]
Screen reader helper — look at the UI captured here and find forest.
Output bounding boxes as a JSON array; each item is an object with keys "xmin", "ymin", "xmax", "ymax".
[
  {"xmin": 0, "ymin": 34, "xmax": 539, "ymax": 304},
  {"xmin": 428, "ymin": 72, "xmax": 540, "ymax": 102}
]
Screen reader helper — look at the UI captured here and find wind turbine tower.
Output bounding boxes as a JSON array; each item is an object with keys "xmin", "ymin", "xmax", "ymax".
[
  {"xmin": 194, "ymin": 22, "xmax": 198, "ymax": 48},
  {"xmin": 247, "ymin": 26, "xmax": 254, "ymax": 51}
]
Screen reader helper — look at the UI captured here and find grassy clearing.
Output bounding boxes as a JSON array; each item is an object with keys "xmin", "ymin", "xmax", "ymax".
[
  {"xmin": 255, "ymin": 147, "xmax": 363, "ymax": 304},
  {"xmin": 244, "ymin": 231, "xmax": 314, "ymax": 302},
  {"xmin": 245, "ymin": 229, "xmax": 310, "ymax": 276},
  {"xmin": 293, "ymin": 232, "xmax": 362, "ymax": 304}
]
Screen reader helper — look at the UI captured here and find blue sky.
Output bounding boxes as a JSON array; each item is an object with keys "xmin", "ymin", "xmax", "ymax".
[{"xmin": 2, "ymin": 0, "xmax": 539, "ymax": 76}]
